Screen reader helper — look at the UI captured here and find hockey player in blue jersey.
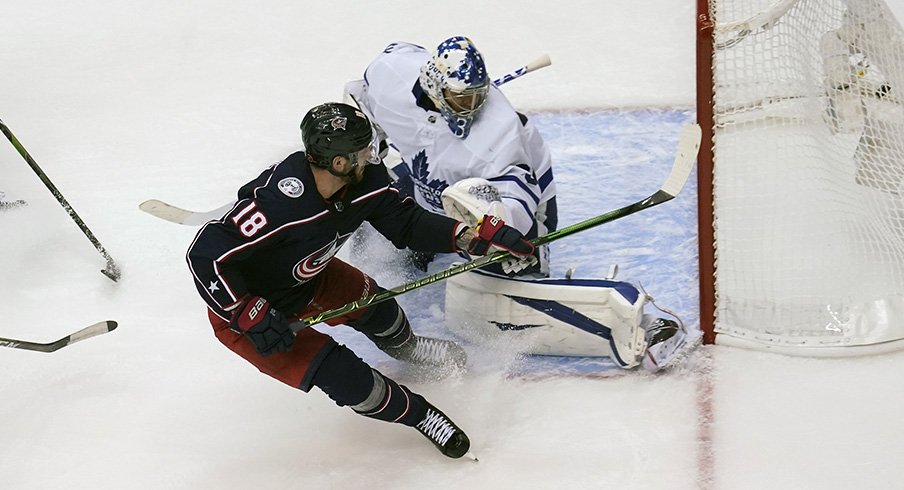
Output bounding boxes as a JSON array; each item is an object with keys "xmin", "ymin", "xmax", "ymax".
[
  {"xmin": 186, "ymin": 102, "xmax": 535, "ymax": 459},
  {"xmin": 346, "ymin": 36, "xmax": 557, "ymax": 276}
]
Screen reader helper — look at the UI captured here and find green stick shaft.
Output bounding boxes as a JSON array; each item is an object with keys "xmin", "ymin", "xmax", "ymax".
[{"xmin": 295, "ymin": 191, "xmax": 672, "ymax": 330}]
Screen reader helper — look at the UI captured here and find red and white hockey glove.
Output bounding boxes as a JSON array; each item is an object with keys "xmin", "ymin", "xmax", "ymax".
[
  {"xmin": 229, "ymin": 296, "xmax": 294, "ymax": 356},
  {"xmin": 463, "ymin": 215, "xmax": 535, "ymax": 258}
]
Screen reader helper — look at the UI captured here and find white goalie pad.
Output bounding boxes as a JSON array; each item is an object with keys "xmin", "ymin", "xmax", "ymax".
[
  {"xmin": 441, "ymin": 178, "xmax": 507, "ymax": 228},
  {"xmin": 444, "ymin": 270, "xmax": 648, "ymax": 368}
]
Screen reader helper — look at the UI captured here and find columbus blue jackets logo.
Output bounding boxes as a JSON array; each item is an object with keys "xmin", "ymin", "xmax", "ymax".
[
  {"xmin": 292, "ymin": 232, "xmax": 352, "ymax": 283},
  {"xmin": 331, "ymin": 116, "xmax": 347, "ymax": 130},
  {"xmin": 278, "ymin": 177, "xmax": 304, "ymax": 198},
  {"xmin": 410, "ymin": 150, "xmax": 448, "ymax": 211}
]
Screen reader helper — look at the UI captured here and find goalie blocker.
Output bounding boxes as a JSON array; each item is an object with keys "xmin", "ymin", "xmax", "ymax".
[{"xmin": 445, "ymin": 269, "xmax": 698, "ymax": 370}]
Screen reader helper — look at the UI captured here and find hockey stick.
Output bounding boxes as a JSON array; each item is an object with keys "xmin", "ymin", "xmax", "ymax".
[
  {"xmin": 139, "ymin": 199, "xmax": 236, "ymax": 226},
  {"xmin": 141, "ymin": 55, "xmax": 553, "ymax": 226},
  {"xmin": 492, "ymin": 54, "xmax": 552, "ymax": 87},
  {"xmin": 0, "ymin": 320, "xmax": 118, "ymax": 353},
  {"xmin": 0, "ymin": 118, "xmax": 121, "ymax": 281},
  {"xmin": 291, "ymin": 123, "xmax": 702, "ymax": 331}
]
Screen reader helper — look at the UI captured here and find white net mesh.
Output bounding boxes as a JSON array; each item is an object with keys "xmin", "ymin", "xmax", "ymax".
[{"xmin": 709, "ymin": 0, "xmax": 904, "ymax": 353}]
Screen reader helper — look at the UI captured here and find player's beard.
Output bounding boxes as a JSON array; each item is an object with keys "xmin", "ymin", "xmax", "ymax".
[
  {"xmin": 329, "ymin": 164, "xmax": 365, "ymax": 186},
  {"xmin": 345, "ymin": 165, "xmax": 365, "ymax": 186}
]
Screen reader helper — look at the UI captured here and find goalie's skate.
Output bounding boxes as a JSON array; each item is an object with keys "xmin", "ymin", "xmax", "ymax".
[
  {"xmin": 641, "ymin": 318, "xmax": 702, "ymax": 372},
  {"xmin": 414, "ymin": 403, "xmax": 474, "ymax": 460}
]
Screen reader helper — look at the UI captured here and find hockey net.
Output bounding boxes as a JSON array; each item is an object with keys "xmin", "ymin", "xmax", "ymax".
[{"xmin": 698, "ymin": 0, "xmax": 904, "ymax": 355}]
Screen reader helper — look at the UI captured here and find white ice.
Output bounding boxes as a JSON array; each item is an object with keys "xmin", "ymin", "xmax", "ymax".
[{"xmin": 2, "ymin": 1, "xmax": 904, "ymax": 489}]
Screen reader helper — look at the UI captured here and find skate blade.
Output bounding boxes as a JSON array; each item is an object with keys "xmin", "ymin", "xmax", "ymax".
[
  {"xmin": 463, "ymin": 451, "xmax": 479, "ymax": 462},
  {"xmin": 642, "ymin": 329, "xmax": 702, "ymax": 373}
]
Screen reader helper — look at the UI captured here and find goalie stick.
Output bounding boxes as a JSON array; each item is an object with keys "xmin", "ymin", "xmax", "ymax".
[
  {"xmin": 0, "ymin": 320, "xmax": 118, "ymax": 353},
  {"xmin": 492, "ymin": 53, "xmax": 551, "ymax": 87},
  {"xmin": 140, "ymin": 54, "xmax": 553, "ymax": 226},
  {"xmin": 290, "ymin": 123, "xmax": 702, "ymax": 331}
]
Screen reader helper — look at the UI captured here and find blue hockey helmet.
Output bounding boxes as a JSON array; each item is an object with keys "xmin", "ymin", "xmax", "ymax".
[{"xmin": 419, "ymin": 36, "xmax": 489, "ymax": 139}]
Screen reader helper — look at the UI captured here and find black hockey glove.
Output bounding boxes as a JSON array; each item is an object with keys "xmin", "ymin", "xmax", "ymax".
[
  {"xmin": 464, "ymin": 215, "xmax": 535, "ymax": 257},
  {"xmin": 229, "ymin": 296, "xmax": 294, "ymax": 356}
]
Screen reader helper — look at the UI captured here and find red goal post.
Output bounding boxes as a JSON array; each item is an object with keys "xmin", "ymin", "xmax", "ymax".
[{"xmin": 696, "ymin": 0, "xmax": 904, "ymax": 355}]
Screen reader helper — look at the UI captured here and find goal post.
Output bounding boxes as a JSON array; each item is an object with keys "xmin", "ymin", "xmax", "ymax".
[{"xmin": 697, "ymin": 0, "xmax": 904, "ymax": 356}]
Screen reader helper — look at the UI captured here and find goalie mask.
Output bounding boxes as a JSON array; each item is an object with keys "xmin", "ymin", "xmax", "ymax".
[
  {"xmin": 419, "ymin": 36, "xmax": 489, "ymax": 139},
  {"xmin": 300, "ymin": 102, "xmax": 380, "ymax": 169}
]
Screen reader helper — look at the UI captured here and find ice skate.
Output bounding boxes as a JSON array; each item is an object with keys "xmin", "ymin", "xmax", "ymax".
[
  {"xmin": 641, "ymin": 318, "xmax": 702, "ymax": 372},
  {"xmin": 384, "ymin": 333, "xmax": 467, "ymax": 369},
  {"xmin": 383, "ymin": 333, "xmax": 468, "ymax": 380},
  {"xmin": 414, "ymin": 403, "xmax": 475, "ymax": 460}
]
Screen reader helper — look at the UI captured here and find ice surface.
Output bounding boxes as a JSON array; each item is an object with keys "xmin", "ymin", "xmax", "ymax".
[{"xmin": 1, "ymin": 1, "xmax": 903, "ymax": 489}]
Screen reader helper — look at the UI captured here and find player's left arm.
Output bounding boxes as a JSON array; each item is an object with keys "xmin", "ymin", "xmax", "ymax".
[{"xmin": 367, "ymin": 184, "xmax": 462, "ymax": 252}]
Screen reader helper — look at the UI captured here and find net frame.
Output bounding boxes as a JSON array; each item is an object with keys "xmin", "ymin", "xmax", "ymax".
[{"xmin": 697, "ymin": 0, "xmax": 904, "ymax": 356}]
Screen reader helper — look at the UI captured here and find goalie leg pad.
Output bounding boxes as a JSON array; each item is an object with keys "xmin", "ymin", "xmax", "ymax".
[{"xmin": 445, "ymin": 270, "xmax": 647, "ymax": 367}]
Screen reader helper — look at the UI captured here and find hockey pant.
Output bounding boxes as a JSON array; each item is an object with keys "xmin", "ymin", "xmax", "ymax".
[{"xmin": 207, "ymin": 258, "xmax": 412, "ymax": 392}]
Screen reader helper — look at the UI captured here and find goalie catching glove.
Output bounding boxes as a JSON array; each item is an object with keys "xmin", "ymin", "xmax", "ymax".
[
  {"xmin": 456, "ymin": 215, "xmax": 537, "ymax": 274},
  {"xmin": 229, "ymin": 296, "xmax": 295, "ymax": 356}
]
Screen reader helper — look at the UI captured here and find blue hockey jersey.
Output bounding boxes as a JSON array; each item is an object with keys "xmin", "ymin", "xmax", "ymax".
[{"xmin": 186, "ymin": 151, "xmax": 460, "ymax": 320}]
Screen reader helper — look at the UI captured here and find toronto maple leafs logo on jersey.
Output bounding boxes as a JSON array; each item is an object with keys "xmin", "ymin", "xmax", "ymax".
[
  {"xmin": 292, "ymin": 232, "xmax": 352, "ymax": 283},
  {"xmin": 410, "ymin": 150, "xmax": 448, "ymax": 211}
]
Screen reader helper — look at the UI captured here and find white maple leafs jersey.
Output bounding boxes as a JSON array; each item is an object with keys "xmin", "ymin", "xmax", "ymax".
[{"xmin": 350, "ymin": 42, "xmax": 557, "ymax": 236}]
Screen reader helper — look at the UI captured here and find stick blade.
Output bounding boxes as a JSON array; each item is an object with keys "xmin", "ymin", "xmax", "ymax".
[
  {"xmin": 139, "ymin": 199, "xmax": 233, "ymax": 226},
  {"xmin": 140, "ymin": 199, "xmax": 191, "ymax": 224},
  {"xmin": 69, "ymin": 320, "xmax": 118, "ymax": 343},
  {"xmin": 48, "ymin": 320, "xmax": 118, "ymax": 352},
  {"xmin": 659, "ymin": 123, "xmax": 702, "ymax": 198},
  {"xmin": 0, "ymin": 320, "xmax": 118, "ymax": 353},
  {"xmin": 101, "ymin": 260, "xmax": 121, "ymax": 282}
]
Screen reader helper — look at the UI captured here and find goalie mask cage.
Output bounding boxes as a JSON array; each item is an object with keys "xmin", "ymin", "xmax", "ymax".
[{"xmin": 696, "ymin": 0, "xmax": 904, "ymax": 355}]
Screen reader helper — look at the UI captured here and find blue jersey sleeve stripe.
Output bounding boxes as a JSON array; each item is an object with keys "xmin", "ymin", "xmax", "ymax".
[
  {"xmin": 501, "ymin": 195, "xmax": 533, "ymax": 220},
  {"xmin": 538, "ymin": 167, "xmax": 554, "ymax": 192},
  {"xmin": 488, "ymin": 175, "xmax": 540, "ymax": 203}
]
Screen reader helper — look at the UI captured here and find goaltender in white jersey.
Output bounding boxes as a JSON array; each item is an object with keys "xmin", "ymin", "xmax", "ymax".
[
  {"xmin": 345, "ymin": 37, "xmax": 557, "ymax": 277},
  {"xmin": 345, "ymin": 36, "xmax": 699, "ymax": 371}
]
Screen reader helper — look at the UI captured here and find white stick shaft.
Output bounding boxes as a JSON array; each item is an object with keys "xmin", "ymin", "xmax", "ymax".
[{"xmin": 492, "ymin": 54, "xmax": 552, "ymax": 87}]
